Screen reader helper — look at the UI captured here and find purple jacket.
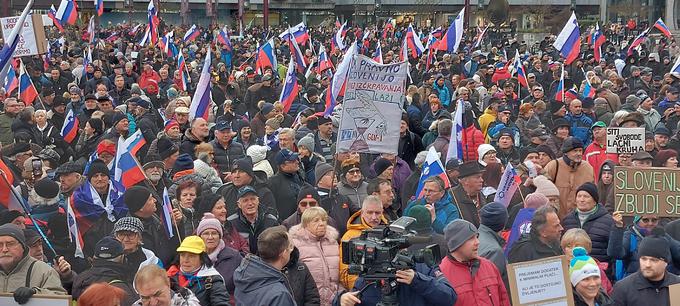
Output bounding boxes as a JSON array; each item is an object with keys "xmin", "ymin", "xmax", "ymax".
[{"xmin": 370, "ymin": 157, "xmax": 412, "ymax": 194}]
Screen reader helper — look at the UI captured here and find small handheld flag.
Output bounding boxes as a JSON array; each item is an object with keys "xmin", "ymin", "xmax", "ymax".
[{"xmin": 553, "ymin": 12, "xmax": 581, "ymax": 65}]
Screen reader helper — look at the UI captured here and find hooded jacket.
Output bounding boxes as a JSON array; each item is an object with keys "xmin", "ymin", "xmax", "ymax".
[
  {"xmin": 233, "ymin": 254, "xmax": 297, "ymax": 306},
  {"xmin": 339, "ymin": 210, "xmax": 388, "ymax": 289},
  {"xmin": 167, "ymin": 264, "xmax": 231, "ymax": 306},
  {"xmin": 289, "ymin": 224, "xmax": 341, "ymax": 306}
]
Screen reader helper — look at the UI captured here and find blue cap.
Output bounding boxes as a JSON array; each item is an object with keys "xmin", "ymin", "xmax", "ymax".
[
  {"xmin": 275, "ymin": 149, "xmax": 299, "ymax": 166},
  {"xmin": 237, "ymin": 185, "xmax": 258, "ymax": 199},
  {"xmin": 215, "ymin": 120, "xmax": 232, "ymax": 131}
]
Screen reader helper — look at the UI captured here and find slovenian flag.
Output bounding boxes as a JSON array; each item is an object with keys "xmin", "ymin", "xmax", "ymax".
[
  {"xmin": 436, "ymin": 8, "xmax": 465, "ymax": 53},
  {"xmin": 60, "ymin": 108, "xmax": 79, "ymax": 143},
  {"xmin": 654, "ymin": 18, "xmax": 672, "ymax": 38},
  {"xmin": 278, "ymin": 22, "xmax": 309, "ymax": 46},
  {"xmin": 217, "ymin": 26, "xmax": 232, "ymax": 51},
  {"xmin": 177, "ymin": 51, "xmax": 189, "ymax": 91},
  {"xmin": 72, "ymin": 181, "xmax": 126, "ymax": 232},
  {"xmin": 3, "ymin": 64, "xmax": 18, "ymax": 96},
  {"xmin": 405, "ymin": 24, "xmax": 425, "ymax": 59},
  {"xmin": 255, "ymin": 39, "xmax": 277, "ymax": 73},
  {"xmin": 0, "ymin": 1, "xmax": 31, "ymax": 88},
  {"xmin": 373, "ymin": 41, "xmax": 383, "ymax": 64},
  {"xmin": 323, "ymin": 41, "xmax": 357, "ymax": 117},
  {"xmin": 627, "ymin": 27, "xmax": 650, "ymax": 57},
  {"xmin": 446, "ymin": 99, "xmax": 464, "ymax": 162},
  {"xmin": 66, "ymin": 195, "xmax": 84, "ymax": 258},
  {"xmin": 332, "ymin": 21, "xmax": 347, "ymax": 52},
  {"xmin": 287, "ymin": 29, "xmax": 307, "ymax": 74},
  {"xmin": 189, "ymin": 49, "xmax": 212, "ymax": 120},
  {"xmin": 18, "ymin": 61, "xmax": 38, "ymax": 105},
  {"xmin": 279, "ymin": 58, "xmax": 300, "ymax": 114},
  {"xmin": 183, "ymin": 24, "xmax": 200, "ymax": 43},
  {"xmin": 318, "ymin": 44, "xmax": 334, "ymax": 73},
  {"xmin": 95, "ymin": 0, "xmax": 103, "ymax": 16},
  {"xmin": 161, "ymin": 187, "xmax": 175, "ymax": 238},
  {"xmin": 553, "ymin": 12, "xmax": 581, "ymax": 65},
  {"xmin": 87, "ymin": 16, "xmax": 96, "ymax": 44},
  {"xmin": 147, "ymin": 0, "xmax": 159, "ymax": 45},
  {"xmin": 592, "ymin": 23, "xmax": 606, "ymax": 62},
  {"xmin": 473, "ymin": 26, "xmax": 488, "ymax": 49},
  {"xmin": 494, "ymin": 163, "xmax": 522, "ymax": 207},
  {"xmin": 415, "ymin": 147, "xmax": 451, "ymax": 198},
  {"xmin": 113, "ymin": 131, "xmax": 147, "ymax": 189},
  {"xmin": 554, "ymin": 64, "xmax": 565, "ymax": 102},
  {"xmin": 48, "ymin": 5, "xmax": 64, "ymax": 32},
  {"xmin": 514, "ymin": 51, "xmax": 528, "ymax": 88}
]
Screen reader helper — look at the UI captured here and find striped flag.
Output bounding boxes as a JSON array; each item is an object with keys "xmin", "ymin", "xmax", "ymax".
[
  {"xmin": 0, "ymin": 0, "xmax": 32, "ymax": 88},
  {"xmin": 279, "ymin": 58, "xmax": 300, "ymax": 113},
  {"xmin": 161, "ymin": 187, "xmax": 175, "ymax": 238},
  {"xmin": 415, "ymin": 147, "xmax": 451, "ymax": 198},
  {"xmin": 113, "ymin": 131, "xmax": 147, "ymax": 189},
  {"xmin": 87, "ymin": 16, "xmax": 96, "ymax": 44},
  {"xmin": 95, "ymin": 0, "xmax": 103, "ymax": 16},
  {"xmin": 446, "ymin": 99, "xmax": 464, "ymax": 162},
  {"xmin": 177, "ymin": 51, "xmax": 189, "ymax": 91},
  {"xmin": 473, "ymin": 26, "xmax": 489, "ymax": 49},
  {"xmin": 494, "ymin": 163, "xmax": 522, "ymax": 207},
  {"xmin": 55, "ymin": 0, "xmax": 78, "ymax": 26},
  {"xmin": 48, "ymin": 5, "xmax": 64, "ymax": 32},
  {"xmin": 654, "ymin": 18, "xmax": 672, "ymax": 38},
  {"xmin": 66, "ymin": 195, "xmax": 84, "ymax": 258},
  {"xmin": 436, "ymin": 8, "xmax": 465, "ymax": 53},
  {"xmin": 627, "ymin": 27, "xmax": 650, "ymax": 57},
  {"xmin": 373, "ymin": 41, "xmax": 383, "ymax": 64},
  {"xmin": 189, "ymin": 49, "xmax": 212, "ymax": 120},
  {"xmin": 3, "ymin": 64, "xmax": 18, "ymax": 96},
  {"xmin": 60, "ymin": 108, "xmax": 79, "ymax": 143},
  {"xmin": 553, "ymin": 12, "xmax": 581, "ymax": 65},
  {"xmin": 183, "ymin": 24, "xmax": 200, "ymax": 43},
  {"xmin": 18, "ymin": 60, "xmax": 38, "ymax": 105}
]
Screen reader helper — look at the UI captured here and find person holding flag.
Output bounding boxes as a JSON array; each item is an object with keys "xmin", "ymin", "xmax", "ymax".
[{"xmin": 404, "ymin": 175, "xmax": 459, "ymax": 234}]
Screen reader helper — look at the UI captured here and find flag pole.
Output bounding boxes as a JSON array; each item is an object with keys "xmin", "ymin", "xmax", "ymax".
[
  {"xmin": 561, "ymin": 63, "xmax": 565, "ymax": 103},
  {"xmin": 0, "ymin": 169, "xmax": 58, "ymax": 258}
]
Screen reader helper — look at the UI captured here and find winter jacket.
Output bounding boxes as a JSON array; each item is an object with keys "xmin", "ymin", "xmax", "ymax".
[
  {"xmin": 289, "ymin": 224, "xmax": 341, "ymax": 306},
  {"xmin": 136, "ymin": 111, "xmax": 160, "ymax": 149},
  {"xmin": 404, "ymin": 193, "xmax": 460, "ymax": 234},
  {"xmin": 508, "ymin": 230, "xmax": 563, "ymax": 264},
  {"xmin": 180, "ymin": 128, "xmax": 206, "ymax": 159},
  {"xmin": 212, "ymin": 245, "xmax": 243, "ymax": 295},
  {"xmin": 433, "ymin": 82, "xmax": 452, "ymax": 107},
  {"xmin": 439, "ymin": 255, "xmax": 510, "ymax": 306},
  {"xmin": 496, "ymin": 147, "xmax": 521, "ymax": 166},
  {"xmin": 638, "ymin": 106, "xmax": 662, "ymax": 132},
  {"xmin": 478, "ymin": 108, "xmax": 497, "ymax": 138},
  {"xmin": 0, "ymin": 255, "xmax": 66, "ymax": 295},
  {"xmin": 268, "ymin": 171, "xmax": 309, "ymax": 220},
  {"xmin": 193, "ymin": 159, "xmax": 223, "ymax": 193},
  {"xmin": 573, "ymin": 289, "xmax": 614, "ymax": 306},
  {"xmin": 167, "ymin": 265, "xmax": 231, "ymax": 306},
  {"xmin": 462, "ymin": 125, "xmax": 485, "ymax": 162},
  {"xmin": 585, "ymin": 140, "xmax": 619, "ymax": 180},
  {"xmin": 339, "ymin": 210, "xmax": 388, "ymax": 289},
  {"xmin": 211, "ymin": 139, "xmax": 246, "ymax": 171},
  {"xmin": 429, "ymin": 135, "xmax": 450, "ymax": 164},
  {"xmin": 422, "ymin": 109, "xmax": 448, "ymax": 131},
  {"xmin": 282, "ymin": 248, "xmax": 321, "ymax": 306},
  {"xmin": 337, "ymin": 180, "xmax": 369, "ymax": 212},
  {"xmin": 233, "ymin": 254, "xmax": 297, "ymax": 306},
  {"xmin": 562, "ymin": 204, "xmax": 614, "ymax": 262},
  {"xmin": 544, "ymin": 157, "xmax": 594, "ymax": 219},
  {"xmin": 227, "ymin": 209, "xmax": 280, "ymax": 254},
  {"xmin": 72, "ymin": 259, "xmax": 137, "ymax": 305},
  {"xmin": 611, "ymin": 270, "xmax": 680, "ymax": 306},
  {"xmin": 478, "ymin": 224, "xmax": 508, "ymax": 289},
  {"xmin": 221, "ymin": 179, "xmax": 277, "ymax": 220},
  {"xmin": 398, "ymin": 131, "xmax": 424, "ymax": 170},
  {"xmin": 451, "ymin": 184, "xmax": 487, "ymax": 228},
  {"xmin": 607, "ymin": 225, "xmax": 680, "ymax": 277},
  {"xmin": 565, "ymin": 113, "xmax": 594, "ymax": 146},
  {"xmin": 334, "ymin": 263, "xmax": 456, "ymax": 306},
  {"xmin": 317, "ymin": 187, "xmax": 354, "ymax": 237}
]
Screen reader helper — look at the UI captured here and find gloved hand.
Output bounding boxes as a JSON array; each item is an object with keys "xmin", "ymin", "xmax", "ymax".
[{"xmin": 13, "ymin": 287, "xmax": 36, "ymax": 304}]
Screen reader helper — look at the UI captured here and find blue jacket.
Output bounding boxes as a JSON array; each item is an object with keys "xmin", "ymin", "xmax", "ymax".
[
  {"xmin": 404, "ymin": 193, "xmax": 460, "ymax": 234},
  {"xmin": 333, "ymin": 263, "xmax": 456, "ymax": 306},
  {"xmin": 607, "ymin": 225, "xmax": 680, "ymax": 278},
  {"xmin": 233, "ymin": 254, "xmax": 297, "ymax": 306},
  {"xmin": 565, "ymin": 113, "xmax": 593, "ymax": 146}
]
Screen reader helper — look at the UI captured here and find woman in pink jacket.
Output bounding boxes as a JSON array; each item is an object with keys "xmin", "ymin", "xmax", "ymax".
[{"xmin": 289, "ymin": 207, "xmax": 342, "ymax": 306}]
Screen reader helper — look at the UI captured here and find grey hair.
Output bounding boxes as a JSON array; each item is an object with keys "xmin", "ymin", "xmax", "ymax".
[
  {"xmin": 362, "ymin": 195, "xmax": 382, "ymax": 210},
  {"xmin": 532, "ymin": 205, "xmax": 557, "ymax": 234}
]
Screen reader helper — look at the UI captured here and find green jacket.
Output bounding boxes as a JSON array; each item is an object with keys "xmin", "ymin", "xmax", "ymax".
[{"xmin": 0, "ymin": 255, "xmax": 67, "ymax": 295}]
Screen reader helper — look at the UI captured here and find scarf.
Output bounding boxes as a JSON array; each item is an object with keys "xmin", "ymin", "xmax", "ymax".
[{"xmin": 207, "ymin": 240, "xmax": 226, "ymax": 262}]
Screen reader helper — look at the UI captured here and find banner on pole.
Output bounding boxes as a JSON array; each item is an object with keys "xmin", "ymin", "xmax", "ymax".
[
  {"xmin": 336, "ymin": 54, "xmax": 407, "ymax": 154},
  {"xmin": 0, "ymin": 15, "xmax": 47, "ymax": 57}
]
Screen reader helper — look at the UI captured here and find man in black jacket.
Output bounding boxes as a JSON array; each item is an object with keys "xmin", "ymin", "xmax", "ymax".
[
  {"xmin": 72, "ymin": 237, "xmax": 137, "ymax": 305},
  {"xmin": 227, "ymin": 186, "xmax": 279, "ymax": 254},
  {"xmin": 211, "ymin": 121, "xmax": 245, "ymax": 179},
  {"xmin": 508, "ymin": 205, "xmax": 564, "ymax": 263},
  {"xmin": 268, "ymin": 149, "xmax": 310, "ymax": 220},
  {"xmin": 611, "ymin": 228, "xmax": 680, "ymax": 305},
  {"xmin": 220, "ymin": 158, "xmax": 276, "ymax": 218},
  {"xmin": 314, "ymin": 162, "xmax": 353, "ymax": 237}
]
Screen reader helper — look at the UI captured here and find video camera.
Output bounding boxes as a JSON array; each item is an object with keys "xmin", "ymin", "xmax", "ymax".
[{"xmin": 341, "ymin": 216, "xmax": 442, "ymax": 281}]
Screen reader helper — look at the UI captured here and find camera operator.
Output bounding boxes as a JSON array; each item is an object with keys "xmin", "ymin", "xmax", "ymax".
[{"xmin": 440, "ymin": 219, "xmax": 510, "ymax": 305}]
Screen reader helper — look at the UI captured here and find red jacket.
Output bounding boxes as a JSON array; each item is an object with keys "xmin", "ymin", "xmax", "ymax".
[
  {"xmin": 462, "ymin": 126, "xmax": 485, "ymax": 162},
  {"xmin": 584, "ymin": 140, "xmax": 618, "ymax": 181},
  {"xmin": 439, "ymin": 255, "xmax": 510, "ymax": 306}
]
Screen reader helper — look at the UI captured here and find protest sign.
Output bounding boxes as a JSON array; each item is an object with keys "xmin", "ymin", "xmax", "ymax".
[
  {"xmin": 336, "ymin": 54, "xmax": 407, "ymax": 154},
  {"xmin": 0, "ymin": 294, "xmax": 71, "ymax": 306},
  {"xmin": 670, "ymin": 283, "xmax": 680, "ymax": 306},
  {"xmin": 0, "ymin": 14, "xmax": 47, "ymax": 57},
  {"xmin": 614, "ymin": 166, "xmax": 680, "ymax": 217},
  {"xmin": 606, "ymin": 127, "xmax": 644, "ymax": 154},
  {"xmin": 507, "ymin": 255, "xmax": 574, "ymax": 306}
]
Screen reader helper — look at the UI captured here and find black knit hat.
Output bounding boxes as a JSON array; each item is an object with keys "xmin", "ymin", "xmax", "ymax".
[
  {"xmin": 157, "ymin": 137, "xmax": 179, "ymax": 160},
  {"xmin": 123, "ymin": 186, "xmax": 151, "ymax": 214},
  {"xmin": 296, "ymin": 185, "xmax": 321, "ymax": 204},
  {"xmin": 87, "ymin": 118, "xmax": 104, "ymax": 135},
  {"xmin": 639, "ymin": 228, "xmax": 671, "ymax": 262},
  {"xmin": 33, "ymin": 178, "xmax": 60, "ymax": 199},
  {"xmin": 173, "ymin": 153, "xmax": 194, "ymax": 172},
  {"xmin": 87, "ymin": 159, "xmax": 110, "ymax": 180},
  {"xmin": 576, "ymin": 182, "xmax": 599, "ymax": 204},
  {"xmin": 231, "ymin": 158, "xmax": 255, "ymax": 178},
  {"xmin": 198, "ymin": 192, "xmax": 223, "ymax": 215},
  {"xmin": 373, "ymin": 158, "xmax": 392, "ymax": 176}
]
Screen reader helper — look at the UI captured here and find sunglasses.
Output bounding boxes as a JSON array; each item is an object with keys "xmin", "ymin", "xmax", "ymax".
[{"xmin": 299, "ymin": 201, "xmax": 317, "ymax": 207}]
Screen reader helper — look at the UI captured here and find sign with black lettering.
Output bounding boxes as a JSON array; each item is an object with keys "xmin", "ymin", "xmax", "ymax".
[
  {"xmin": 614, "ymin": 166, "xmax": 680, "ymax": 217},
  {"xmin": 606, "ymin": 127, "xmax": 644, "ymax": 154},
  {"xmin": 507, "ymin": 255, "xmax": 575, "ymax": 306},
  {"xmin": 0, "ymin": 14, "xmax": 47, "ymax": 57}
]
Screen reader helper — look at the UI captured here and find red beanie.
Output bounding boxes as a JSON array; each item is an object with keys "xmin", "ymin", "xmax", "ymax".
[
  {"xmin": 165, "ymin": 120, "xmax": 180, "ymax": 133},
  {"xmin": 96, "ymin": 141, "xmax": 116, "ymax": 156}
]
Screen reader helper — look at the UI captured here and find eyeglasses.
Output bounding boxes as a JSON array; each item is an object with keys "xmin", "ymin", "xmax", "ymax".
[
  {"xmin": 641, "ymin": 217, "xmax": 658, "ymax": 223},
  {"xmin": 115, "ymin": 231, "xmax": 138, "ymax": 240},
  {"xmin": 299, "ymin": 200, "xmax": 318, "ymax": 208},
  {"xmin": 0, "ymin": 240, "xmax": 20, "ymax": 250},
  {"xmin": 347, "ymin": 169, "xmax": 361, "ymax": 175}
]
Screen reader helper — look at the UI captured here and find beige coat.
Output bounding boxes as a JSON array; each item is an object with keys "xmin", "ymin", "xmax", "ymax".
[
  {"xmin": 0, "ymin": 255, "xmax": 66, "ymax": 295},
  {"xmin": 544, "ymin": 157, "xmax": 594, "ymax": 219}
]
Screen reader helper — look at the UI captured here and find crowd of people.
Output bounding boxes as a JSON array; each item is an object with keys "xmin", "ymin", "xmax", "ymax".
[{"xmin": 1, "ymin": 10, "xmax": 680, "ymax": 306}]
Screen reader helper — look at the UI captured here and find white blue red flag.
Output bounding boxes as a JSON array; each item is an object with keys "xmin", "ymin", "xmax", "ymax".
[
  {"xmin": 373, "ymin": 41, "xmax": 383, "ymax": 64},
  {"xmin": 473, "ymin": 26, "xmax": 488, "ymax": 49},
  {"xmin": 415, "ymin": 147, "xmax": 451, "ymax": 198},
  {"xmin": 318, "ymin": 44, "xmax": 334, "ymax": 73},
  {"xmin": 55, "ymin": 0, "xmax": 78, "ymax": 26},
  {"xmin": 405, "ymin": 24, "xmax": 425, "ymax": 59},
  {"xmin": 217, "ymin": 26, "xmax": 232, "ymax": 51},
  {"xmin": 48, "ymin": 5, "xmax": 64, "ymax": 32},
  {"xmin": 177, "ymin": 51, "xmax": 189, "ymax": 91},
  {"xmin": 66, "ymin": 195, "xmax": 84, "ymax": 258},
  {"xmin": 95, "ymin": 0, "xmax": 103, "ymax": 16},
  {"xmin": 139, "ymin": 25, "xmax": 151, "ymax": 47},
  {"xmin": 159, "ymin": 31, "xmax": 174, "ymax": 56},
  {"xmin": 654, "ymin": 18, "xmax": 672, "ymax": 38},
  {"xmin": 60, "ymin": 108, "xmax": 79, "ymax": 143},
  {"xmin": 0, "ymin": 1, "xmax": 32, "ymax": 87},
  {"xmin": 287, "ymin": 29, "xmax": 307, "ymax": 74},
  {"xmin": 592, "ymin": 23, "xmax": 606, "ymax": 62},
  {"xmin": 513, "ymin": 51, "xmax": 528, "ymax": 88},
  {"xmin": 147, "ymin": 0, "xmax": 159, "ymax": 45},
  {"xmin": 279, "ymin": 58, "xmax": 299, "ymax": 114},
  {"xmin": 436, "ymin": 8, "xmax": 464, "ymax": 53},
  {"xmin": 161, "ymin": 187, "xmax": 175, "ymax": 238},
  {"xmin": 671, "ymin": 54, "xmax": 680, "ymax": 74},
  {"xmin": 279, "ymin": 22, "xmax": 309, "ymax": 45},
  {"xmin": 323, "ymin": 41, "xmax": 356, "ymax": 117},
  {"xmin": 87, "ymin": 16, "xmax": 96, "ymax": 44},
  {"xmin": 114, "ymin": 131, "xmax": 147, "ymax": 189},
  {"xmin": 255, "ymin": 39, "xmax": 277, "ymax": 73},
  {"xmin": 189, "ymin": 50, "xmax": 212, "ymax": 120},
  {"xmin": 183, "ymin": 24, "xmax": 200, "ymax": 43},
  {"xmin": 18, "ymin": 61, "xmax": 38, "ymax": 105},
  {"xmin": 3, "ymin": 64, "xmax": 18, "ymax": 96},
  {"xmin": 554, "ymin": 65, "xmax": 565, "ymax": 102},
  {"xmin": 494, "ymin": 163, "xmax": 522, "ymax": 207},
  {"xmin": 332, "ymin": 22, "xmax": 347, "ymax": 52},
  {"xmin": 627, "ymin": 27, "xmax": 650, "ymax": 57},
  {"xmin": 553, "ymin": 12, "xmax": 581, "ymax": 65}
]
